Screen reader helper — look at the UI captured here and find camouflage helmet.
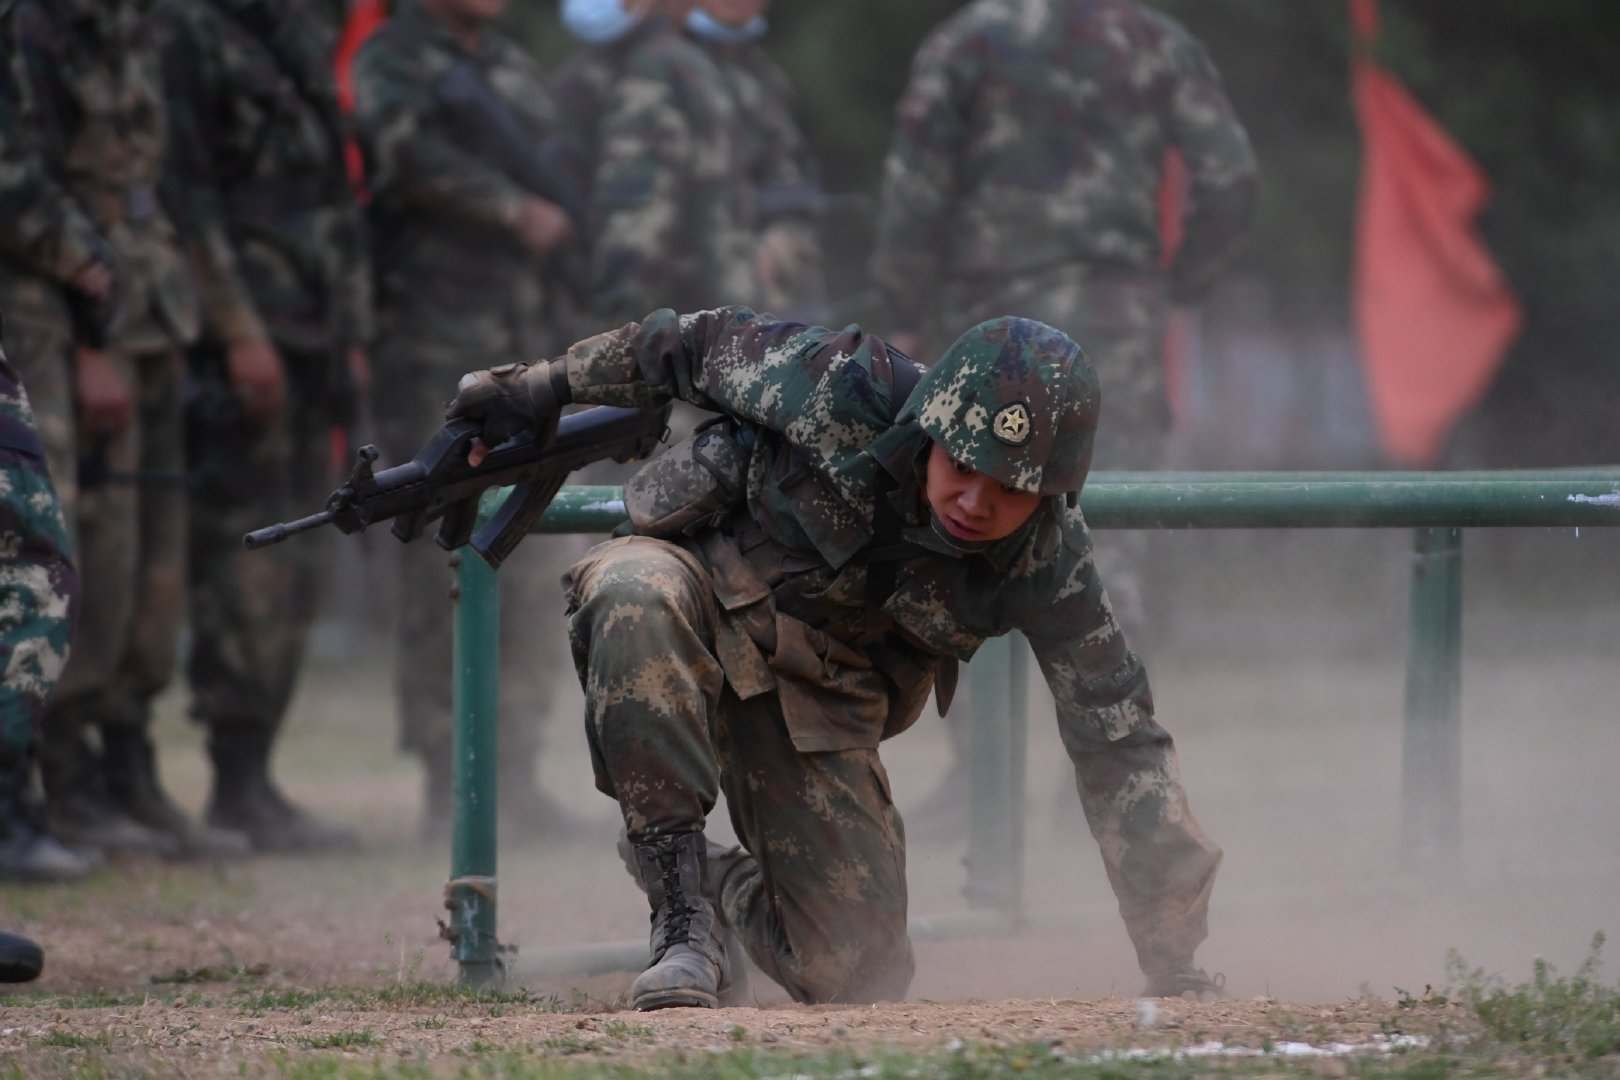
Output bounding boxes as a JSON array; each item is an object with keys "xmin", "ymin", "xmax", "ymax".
[{"xmin": 900, "ymin": 317, "xmax": 1100, "ymax": 496}]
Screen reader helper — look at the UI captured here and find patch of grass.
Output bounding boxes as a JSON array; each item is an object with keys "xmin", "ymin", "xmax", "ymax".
[
  {"xmin": 1450, "ymin": 931, "xmax": 1620, "ymax": 1066},
  {"xmin": 152, "ymin": 960, "xmax": 272, "ymax": 985},
  {"xmin": 296, "ymin": 1030, "xmax": 379, "ymax": 1050},
  {"xmin": 36, "ymin": 1031, "xmax": 103, "ymax": 1050}
]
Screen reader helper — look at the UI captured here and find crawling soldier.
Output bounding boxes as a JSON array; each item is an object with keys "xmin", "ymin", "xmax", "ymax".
[{"xmin": 446, "ymin": 306, "xmax": 1222, "ymax": 1008}]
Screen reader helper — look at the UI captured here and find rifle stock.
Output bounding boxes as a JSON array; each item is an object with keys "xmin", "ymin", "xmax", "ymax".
[{"xmin": 243, "ymin": 404, "xmax": 670, "ymax": 569}]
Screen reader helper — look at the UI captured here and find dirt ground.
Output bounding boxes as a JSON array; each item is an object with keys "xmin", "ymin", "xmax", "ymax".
[{"xmin": 1, "ymin": 527, "xmax": 1615, "ymax": 1070}]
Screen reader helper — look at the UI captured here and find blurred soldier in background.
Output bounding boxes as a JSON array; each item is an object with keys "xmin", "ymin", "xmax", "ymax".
[
  {"xmin": 149, "ymin": 0, "xmax": 369, "ymax": 852},
  {"xmin": 551, "ymin": 0, "xmax": 758, "ymax": 327},
  {"xmin": 687, "ymin": 0, "xmax": 829, "ymax": 322},
  {"xmin": 0, "ymin": 0, "xmax": 204, "ymax": 859},
  {"xmin": 353, "ymin": 0, "xmax": 588, "ymax": 839},
  {"xmin": 0, "ymin": 323, "xmax": 90, "ymax": 886},
  {"xmin": 871, "ymin": 0, "xmax": 1257, "ymax": 827}
]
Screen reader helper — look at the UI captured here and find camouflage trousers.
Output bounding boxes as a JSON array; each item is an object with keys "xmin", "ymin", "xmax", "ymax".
[
  {"xmin": 0, "ymin": 401, "xmax": 77, "ymax": 765},
  {"xmin": 371, "ymin": 334, "xmax": 576, "ymax": 789},
  {"xmin": 566, "ymin": 534, "xmax": 1221, "ymax": 995},
  {"xmin": 564, "ymin": 536, "xmax": 913, "ymax": 1004},
  {"xmin": 185, "ymin": 345, "xmax": 333, "ymax": 733},
  {"xmin": 7, "ymin": 319, "xmax": 188, "ymax": 741}
]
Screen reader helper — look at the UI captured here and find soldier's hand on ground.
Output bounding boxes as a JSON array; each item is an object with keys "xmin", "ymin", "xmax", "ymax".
[
  {"xmin": 226, "ymin": 339, "xmax": 288, "ymax": 427},
  {"xmin": 73, "ymin": 346, "xmax": 134, "ymax": 436},
  {"xmin": 446, "ymin": 358, "xmax": 571, "ymax": 466},
  {"xmin": 515, "ymin": 198, "xmax": 575, "ymax": 256},
  {"xmin": 69, "ymin": 262, "xmax": 115, "ymax": 299}
]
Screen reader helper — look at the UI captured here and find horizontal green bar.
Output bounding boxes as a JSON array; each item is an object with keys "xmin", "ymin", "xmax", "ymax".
[{"xmin": 526, "ymin": 475, "xmax": 1620, "ymax": 533}]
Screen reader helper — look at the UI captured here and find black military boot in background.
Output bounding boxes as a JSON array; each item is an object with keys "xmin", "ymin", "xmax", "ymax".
[
  {"xmin": 0, "ymin": 930, "xmax": 44, "ymax": 983},
  {"xmin": 0, "ymin": 761, "xmax": 98, "ymax": 882},
  {"xmin": 40, "ymin": 732, "xmax": 179, "ymax": 858},
  {"xmin": 100, "ymin": 727, "xmax": 251, "ymax": 860},
  {"xmin": 628, "ymin": 832, "xmax": 732, "ymax": 1010},
  {"xmin": 205, "ymin": 728, "xmax": 359, "ymax": 853}
]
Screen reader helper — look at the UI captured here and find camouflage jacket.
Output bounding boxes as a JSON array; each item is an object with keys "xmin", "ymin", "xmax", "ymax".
[
  {"xmin": 149, "ymin": 0, "xmax": 370, "ymax": 353},
  {"xmin": 565, "ymin": 17, "xmax": 759, "ymax": 327},
  {"xmin": 0, "ymin": 0, "xmax": 198, "ymax": 351},
  {"xmin": 871, "ymin": 0, "xmax": 1258, "ymax": 332},
  {"xmin": 351, "ymin": 1, "xmax": 556, "ymax": 358},
  {"xmin": 558, "ymin": 305, "xmax": 1152, "ymax": 753}
]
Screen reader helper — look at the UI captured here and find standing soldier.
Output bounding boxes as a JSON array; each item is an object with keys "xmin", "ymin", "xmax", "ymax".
[
  {"xmin": 871, "ymin": 0, "xmax": 1258, "ymax": 824},
  {"xmin": 352, "ymin": 0, "xmax": 586, "ymax": 836},
  {"xmin": 687, "ymin": 0, "xmax": 828, "ymax": 321},
  {"xmin": 0, "ymin": 0, "xmax": 207, "ymax": 858},
  {"xmin": 553, "ymin": 0, "xmax": 758, "ymax": 327},
  {"xmin": 148, "ymin": 0, "xmax": 369, "ymax": 852},
  {"xmin": 0, "ymin": 322, "xmax": 89, "ymax": 885}
]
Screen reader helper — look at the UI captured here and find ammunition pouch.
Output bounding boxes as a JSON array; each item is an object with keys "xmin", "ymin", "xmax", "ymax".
[{"xmin": 623, "ymin": 417, "xmax": 754, "ymax": 539}]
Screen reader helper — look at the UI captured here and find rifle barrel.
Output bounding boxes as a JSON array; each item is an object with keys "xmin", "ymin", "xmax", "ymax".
[{"xmin": 242, "ymin": 509, "xmax": 336, "ymax": 550}]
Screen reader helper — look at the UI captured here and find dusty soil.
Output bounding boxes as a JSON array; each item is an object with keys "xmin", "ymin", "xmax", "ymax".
[{"xmin": 1, "ymin": 528, "xmax": 1614, "ymax": 1073}]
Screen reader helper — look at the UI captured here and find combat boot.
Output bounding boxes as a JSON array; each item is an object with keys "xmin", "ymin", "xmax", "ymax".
[
  {"xmin": 205, "ymin": 728, "xmax": 359, "ymax": 854},
  {"xmin": 40, "ymin": 733, "xmax": 179, "ymax": 858},
  {"xmin": 0, "ymin": 930, "xmax": 44, "ymax": 983},
  {"xmin": 1141, "ymin": 967, "xmax": 1226, "ymax": 1000},
  {"xmin": 627, "ymin": 832, "xmax": 732, "ymax": 1010},
  {"xmin": 0, "ymin": 765, "xmax": 97, "ymax": 883},
  {"xmin": 100, "ymin": 727, "xmax": 251, "ymax": 860},
  {"xmin": 617, "ymin": 827, "xmax": 752, "ymax": 1004}
]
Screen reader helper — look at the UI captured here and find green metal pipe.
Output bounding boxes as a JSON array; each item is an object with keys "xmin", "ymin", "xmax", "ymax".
[
  {"xmin": 964, "ymin": 634, "xmax": 1029, "ymax": 916},
  {"xmin": 1401, "ymin": 527, "xmax": 1464, "ymax": 863},
  {"xmin": 448, "ymin": 550, "xmax": 504, "ymax": 988},
  {"xmin": 533, "ymin": 477, "xmax": 1620, "ymax": 534}
]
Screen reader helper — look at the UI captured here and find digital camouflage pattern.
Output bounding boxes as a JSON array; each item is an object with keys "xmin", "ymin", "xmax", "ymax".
[
  {"xmin": 0, "ymin": 0, "xmax": 195, "ymax": 750},
  {"xmin": 353, "ymin": 2, "xmax": 574, "ymax": 790},
  {"xmin": 0, "ymin": 0, "xmax": 199, "ymax": 353},
  {"xmin": 536, "ymin": 305, "xmax": 1220, "ymax": 997},
  {"xmin": 148, "ymin": 0, "xmax": 368, "ymax": 734},
  {"xmin": 699, "ymin": 37, "xmax": 826, "ymax": 320},
  {"xmin": 150, "ymin": 0, "xmax": 369, "ymax": 353},
  {"xmin": 353, "ymin": 0, "xmax": 559, "ymax": 362},
  {"xmin": 569, "ymin": 17, "xmax": 758, "ymax": 326},
  {"xmin": 911, "ymin": 317, "xmax": 1100, "ymax": 496},
  {"xmin": 0, "ymin": 347, "xmax": 75, "ymax": 765},
  {"xmin": 871, "ymin": 0, "xmax": 1258, "ymax": 634},
  {"xmin": 871, "ymin": 0, "xmax": 1258, "ymax": 338}
]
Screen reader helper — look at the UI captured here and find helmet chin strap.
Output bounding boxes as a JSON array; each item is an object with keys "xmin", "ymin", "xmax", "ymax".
[{"xmin": 927, "ymin": 510, "xmax": 994, "ymax": 554}]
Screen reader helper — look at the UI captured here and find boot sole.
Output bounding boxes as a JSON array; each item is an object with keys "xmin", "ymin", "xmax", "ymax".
[{"xmin": 632, "ymin": 987, "xmax": 719, "ymax": 1011}]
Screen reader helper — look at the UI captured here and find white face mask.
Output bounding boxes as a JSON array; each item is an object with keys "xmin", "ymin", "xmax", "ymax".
[
  {"xmin": 685, "ymin": 8, "xmax": 767, "ymax": 43},
  {"xmin": 560, "ymin": 0, "xmax": 638, "ymax": 44}
]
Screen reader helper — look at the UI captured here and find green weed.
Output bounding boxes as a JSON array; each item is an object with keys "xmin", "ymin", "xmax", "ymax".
[{"xmin": 1450, "ymin": 931, "xmax": 1620, "ymax": 1065}]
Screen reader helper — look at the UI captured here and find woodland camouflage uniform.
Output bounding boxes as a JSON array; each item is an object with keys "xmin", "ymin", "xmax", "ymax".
[
  {"xmin": 565, "ymin": 16, "xmax": 758, "ymax": 326},
  {"xmin": 469, "ymin": 306, "xmax": 1221, "ymax": 1003},
  {"xmin": 0, "ymin": 0, "xmax": 200, "ymax": 850},
  {"xmin": 352, "ymin": 1, "xmax": 572, "ymax": 822},
  {"xmin": 147, "ymin": 0, "xmax": 369, "ymax": 850},
  {"xmin": 872, "ymin": 0, "xmax": 1258, "ymax": 629},
  {"xmin": 697, "ymin": 36, "xmax": 826, "ymax": 320}
]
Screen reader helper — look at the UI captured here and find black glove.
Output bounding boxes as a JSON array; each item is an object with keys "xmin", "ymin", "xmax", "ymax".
[{"xmin": 445, "ymin": 358, "xmax": 572, "ymax": 450}]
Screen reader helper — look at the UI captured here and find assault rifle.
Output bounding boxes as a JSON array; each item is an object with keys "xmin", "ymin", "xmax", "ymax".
[{"xmin": 243, "ymin": 404, "xmax": 670, "ymax": 569}]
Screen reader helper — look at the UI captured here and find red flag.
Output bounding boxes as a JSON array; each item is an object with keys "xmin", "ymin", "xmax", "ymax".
[
  {"xmin": 1157, "ymin": 148, "xmax": 1193, "ymax": 422},
  {"xmin": 335, "ymin": 0, "xmax": 387, "ymax": 191},
  {"xmin": 1350, "ymin": 0, "xmax": 1521, "ymax": 466}
]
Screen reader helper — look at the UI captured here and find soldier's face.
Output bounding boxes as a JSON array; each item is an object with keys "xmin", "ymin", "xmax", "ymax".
[
  {"xmin": 923, "ymin": 444, "xmax": 1043, "ymax": 544},
  {"xmin": 696, "ymin": 0, "xmax": 766, "ymax": 27}
]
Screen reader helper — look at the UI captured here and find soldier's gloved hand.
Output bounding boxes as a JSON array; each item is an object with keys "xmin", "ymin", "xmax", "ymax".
[{"xmin": 446, "ymin": 358, "xmax": 571, "ymax": 466}]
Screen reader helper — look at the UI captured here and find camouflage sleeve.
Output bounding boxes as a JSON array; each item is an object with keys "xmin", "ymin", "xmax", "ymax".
[
  {"xmin": 870, "ymin": 24, "xmax": 978, "ymax": 334},
  {"xmin": 1020, "ymin": 519, "xmax": 1158, "ymax": 756},
  {"xmin": 587, "ymin": 62, "xmax": 699, "ymax": 326},
  {"xmin": 333, "ymin": 200, "xmax": 372, "ymax": 347},
  {"xmin": 562, "ymin": 306, "xmax": 905, "ymax": 442},
  {"xmin": 0, "ymin": 6, "xmax": 113, "ymax": 284},
  {"xmin": 153, "ymin": 11, "xmax": 271, "ymax": 346},
  {"xmin": 1162, "ymin": 31, "xmax": 1258, "ymax": 304},
  {"xmin": 351, "ymin": 34, "xmax": 529, "ymax": 233}
]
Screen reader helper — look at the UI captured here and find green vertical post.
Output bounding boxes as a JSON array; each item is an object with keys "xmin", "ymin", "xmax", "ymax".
[
  {"xmin": 446, "ymin": 550, "xmax": 504, "ymax": 987},
  {"xmin": 963, "ymin": 634, "xmax": 1028, "ymax": 917},
  {"xmin": 1401, "ymin": 526, "xmax": 1464, "ymax": 863}
]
